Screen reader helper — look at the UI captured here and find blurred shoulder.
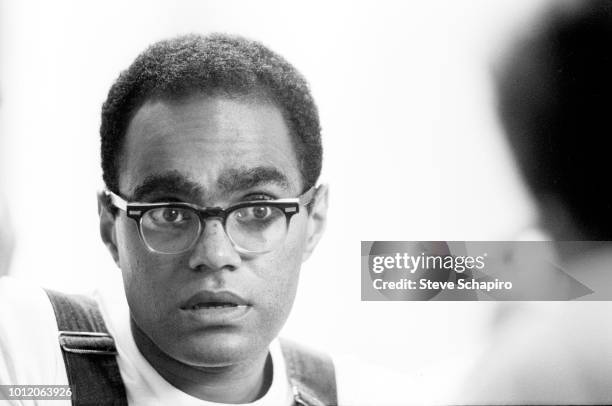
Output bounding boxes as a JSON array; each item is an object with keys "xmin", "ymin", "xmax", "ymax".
[
  {"xmin": 0, "ymin": 276, "xmax": 55, "ymax": 318},
  {"xmin": 0, "ymin": 276, "xmax": 66, "ymax": 386},
  {"xmin": 460, "ymin": 302, "xmax": 612, "ymax": 404}
]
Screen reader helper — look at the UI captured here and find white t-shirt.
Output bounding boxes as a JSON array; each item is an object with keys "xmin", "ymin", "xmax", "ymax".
[{"xmin": 0, "ymin": 276, "xmax": 419, "ymax": 406}]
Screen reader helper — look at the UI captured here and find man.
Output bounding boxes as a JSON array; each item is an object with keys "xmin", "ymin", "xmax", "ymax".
[
  {"xmin": 459, "ymin": 1, "xmax": 612, "ymax": 403},
  {"xmin": 98, "ymin": 32, "xmax": 334, "ymax": 404},
  {"xmin": 1, "ymin": 33, "xmax": 338, "ymax": 405}
]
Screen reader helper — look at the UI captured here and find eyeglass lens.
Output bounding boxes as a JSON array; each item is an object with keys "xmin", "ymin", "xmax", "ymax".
[{"xmin": 139, "ymin": 205, "xmax": 288, "ymax": 254}]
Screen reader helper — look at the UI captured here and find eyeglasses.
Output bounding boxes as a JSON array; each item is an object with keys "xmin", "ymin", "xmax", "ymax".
[{"xmin": 105, "ymin": 187, "xmax": 317, "ymax": 255}]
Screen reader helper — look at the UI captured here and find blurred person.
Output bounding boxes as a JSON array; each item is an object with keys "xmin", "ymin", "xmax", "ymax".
[
  {"xmin": 460, "ymin": 1, "xmax": 612, "ymax": 403},
  {"xmin": 0, "ymin": 34, "xmax": 412, "ymax": 406}
]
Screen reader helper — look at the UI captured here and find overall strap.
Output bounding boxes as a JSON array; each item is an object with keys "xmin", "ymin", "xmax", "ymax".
[
  {"xmin": 45, "ymin": 289, "xmax": 128, "ymax": 406},
  {"xmin": 280, "ymin": 338, "xmax": 338, "ymax": 406}
]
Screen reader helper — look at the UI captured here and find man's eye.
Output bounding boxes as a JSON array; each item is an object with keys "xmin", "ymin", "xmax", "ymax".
[
  {"xmin": 252, "ymin": 206, "xmax": 272, "ymax": 219},
  {"xmin": 235, "ymin": 206, "xmax": 273, "ymax": 221},
  {"xmin": 150, "ymin": 208, "xmax": 191, "ymax": 223}
]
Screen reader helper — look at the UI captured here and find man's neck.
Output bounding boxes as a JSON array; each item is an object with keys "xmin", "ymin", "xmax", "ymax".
[{"xmin": 130, "ymin": 318, "xmax": 272, "ymax": 403}]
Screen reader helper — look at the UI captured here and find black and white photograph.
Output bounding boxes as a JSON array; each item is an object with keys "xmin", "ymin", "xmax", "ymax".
[{"xmin": 0, "ymin": 0, "xmax": 611, "ymax": 405}]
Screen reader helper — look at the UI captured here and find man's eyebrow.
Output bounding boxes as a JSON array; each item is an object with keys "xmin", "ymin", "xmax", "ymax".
[
  {"xmin": 131, "ymin": 171, "xmax": 204, "ymax": 201},
  {"xmin": 217, "ymin": 166, "xmax": 290, "ymax": 194}
]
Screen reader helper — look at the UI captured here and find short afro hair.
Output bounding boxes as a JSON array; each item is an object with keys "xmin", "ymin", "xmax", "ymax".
[
  {"xmin": 496, "ymin": 1, "xmax": 612, "ymax": 240},
  {"xmin": 100, "ymin": 33, "xmax": 322, "ymax": 194}
]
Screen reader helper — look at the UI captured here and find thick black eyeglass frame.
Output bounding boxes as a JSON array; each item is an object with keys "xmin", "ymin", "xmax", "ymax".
[{"xmin": 104, "ymin": 186, "xmax": 317, "ymax": 254}]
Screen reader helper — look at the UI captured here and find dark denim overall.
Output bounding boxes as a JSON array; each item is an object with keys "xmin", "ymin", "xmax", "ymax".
[{"xmin": 45, "ymin": 290, "xmax": 337, "ymax": 406}]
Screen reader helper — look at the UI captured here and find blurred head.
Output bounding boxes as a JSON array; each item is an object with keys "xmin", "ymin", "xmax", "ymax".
[
  {"xmin": 495, "ymin": 0, "xmax": 612, "ymax": 240},
  {"xmin": 98, "ymin": 34, "xmax": 328, "ymax": 367}
]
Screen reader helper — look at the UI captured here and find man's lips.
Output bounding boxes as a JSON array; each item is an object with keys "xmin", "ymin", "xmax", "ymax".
[{"xmin": 180, "ymin": 290, "xmax": 250, "ymax": 310}]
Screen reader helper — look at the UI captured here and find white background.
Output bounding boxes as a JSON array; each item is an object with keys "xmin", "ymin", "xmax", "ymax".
[{"xmin": 0, "ymin": 0, "xmax": 552, "ymax": 383}]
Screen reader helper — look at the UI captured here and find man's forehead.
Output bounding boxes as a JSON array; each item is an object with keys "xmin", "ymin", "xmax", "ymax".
[
  {"xmin": 126, "ymin": 94, "xmax": 288, "ymax": 143},
  {"xmin": 130, "ymin": 166, "xmax": 293, "ymax": 201},
  {"xmin": 119, "ymin": 94, "xmax": 303, "ymax": 199}
]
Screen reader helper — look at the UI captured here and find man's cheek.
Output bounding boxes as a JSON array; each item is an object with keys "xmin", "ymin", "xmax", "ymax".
[
  {"xmin": 259, "ymin": 254, "xmax": 301, "ymax": 311},
  {"xmin": 121, "ymin": 250, "xmax": 170, "ymax": 324}
]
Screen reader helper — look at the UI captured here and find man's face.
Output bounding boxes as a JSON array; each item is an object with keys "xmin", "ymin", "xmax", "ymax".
[{"xmin": 105, "ymin": 94, "xmax": 319, "ymax": 366}]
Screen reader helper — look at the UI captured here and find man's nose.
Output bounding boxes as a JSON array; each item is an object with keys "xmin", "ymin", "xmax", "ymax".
[{"xmin": 187, "ymin": 218, "xmax": 242, "ymax": 272}]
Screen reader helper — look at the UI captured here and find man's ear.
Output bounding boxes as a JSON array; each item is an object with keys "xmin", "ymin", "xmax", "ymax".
[
  {"xmin": 302, "ymin": 185, "xmax": 329, "ymax": 263},
  {"xmin": 97, "ymin": 192, "xmax": 120, "ymax": 266}
]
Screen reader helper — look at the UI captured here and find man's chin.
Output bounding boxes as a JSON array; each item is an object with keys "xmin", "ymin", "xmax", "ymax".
[
  {"xmin": 166, "ymin": 331, "xmax": 265, "ymax": 367},
  {"xmin": 132, "ymin": 316, "xmax": 268, "ymax": 368}
]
